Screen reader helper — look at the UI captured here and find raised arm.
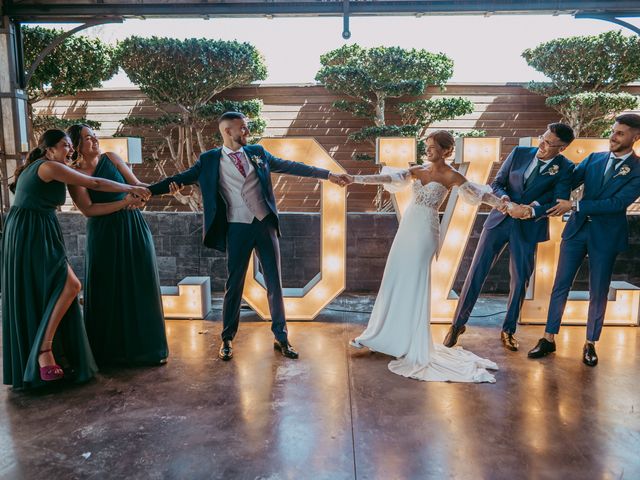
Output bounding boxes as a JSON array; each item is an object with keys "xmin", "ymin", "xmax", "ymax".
[
  {"xmin": 262, "ymin": 147, "xmax": 331, "ymax": 180},
  {"xmin": 352, "ymin": 172, "xmax": 412, "ymax": 184},
  {"xmin": 68, "ymin": 184, "xmax": 141, "ymax": 217},
  {"xmin": 448, "ymin": 169, "xmax": 507, "ymax": 209},
  {"xmin": 351, "ymin": 166, "xmax": 413, "ymax": 193},
  {"xmin": 38, "ymin": 161, "xmax": 150, "ymax": 199},
  {"xmin": 148, "ymin": 157, "xmax": 203, "ymax": 196}
]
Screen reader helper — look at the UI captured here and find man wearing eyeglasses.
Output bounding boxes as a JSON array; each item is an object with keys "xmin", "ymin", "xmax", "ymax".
[
  {"xmin": 529, "ymin": 113, "xmax": 640, "ymax": 366},
  {"xmin": 444, "ymin": 123, "xmax": 576, "ymax": 352}
]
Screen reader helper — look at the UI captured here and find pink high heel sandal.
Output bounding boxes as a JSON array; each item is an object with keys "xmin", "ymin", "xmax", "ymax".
[{"xmin": 38, "ymin": 349, "xmax": 64, "ymax": 381}]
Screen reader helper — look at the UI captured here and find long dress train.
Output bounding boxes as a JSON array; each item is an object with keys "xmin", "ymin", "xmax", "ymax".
[{"xmin": 353, "ymin": 167, "xmax": 498, "ymax": 383}]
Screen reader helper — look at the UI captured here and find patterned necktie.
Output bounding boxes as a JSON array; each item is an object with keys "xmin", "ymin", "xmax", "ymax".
[
  {"xmin": 524, "ymin": 159, "xmax": 545, "ymax": 189},
  {"xmin": 602, "ymin": 157, "xmax": 621, "ymax": 186},
  {"xmin": 228, "ymin": 151, "xmax": 247, "ymax": 177}
]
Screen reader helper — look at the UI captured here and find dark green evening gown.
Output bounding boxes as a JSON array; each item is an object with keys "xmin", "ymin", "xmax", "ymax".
[
  {"xmin": 83, "ymin": 154, "xmax": 168, "ymax": 366},
  {"xmin": 2, "ymin": 159, "xmax": 97, "ymax": 389}
]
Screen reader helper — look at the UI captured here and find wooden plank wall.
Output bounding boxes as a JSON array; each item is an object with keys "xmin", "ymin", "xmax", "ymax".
[{"xmin": 33, "ymin": 83, "xmax": 640, "ymax": 212}]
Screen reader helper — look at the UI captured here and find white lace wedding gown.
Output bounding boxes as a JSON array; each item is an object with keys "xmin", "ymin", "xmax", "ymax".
[{"xmin": 352, "ymin": 167, "xmax": 498, "ymax": 383}]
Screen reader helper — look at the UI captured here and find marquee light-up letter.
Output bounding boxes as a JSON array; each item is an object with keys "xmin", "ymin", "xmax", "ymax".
[
  {"xmin": 242, "ymin": 138, "xmax": 347, "ymax": 321},
  {"xmin": 376, "ymin": 136, "xmax": 502, "ymax": 323},
  {"xmin": 161, "ymin": 276, "xmax": 212, "ymax": 319},
  {"xmin": 519, "ymin": 137, "xmax": 640, "ymax": 326}
]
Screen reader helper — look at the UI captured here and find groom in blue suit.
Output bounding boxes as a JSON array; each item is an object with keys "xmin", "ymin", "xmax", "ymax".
[
  {"xmin": 528, "ymin": 113, "xmax": 640, "ymax": 366},
  {"xmin": 148, "ymin": 112, "xmax": 348, "ymax": 361},
  {"xmin": 444, "ymin": 123, "xmax": 576, "ymax": 351}
]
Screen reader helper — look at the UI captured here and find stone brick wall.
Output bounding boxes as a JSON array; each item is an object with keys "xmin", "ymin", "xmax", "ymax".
[{"xmin": 58, "ymin": 212, "xmax": 640, "ymax": 294}]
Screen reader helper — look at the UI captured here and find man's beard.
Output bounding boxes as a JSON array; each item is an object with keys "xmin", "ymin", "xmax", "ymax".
[
  {"xmin": 234, "ymin": 135, "xmax": 248, "ymax": 146},
  {"xmin": 610, "ymin": 141, "xmax": 627, "ymax": 153}
]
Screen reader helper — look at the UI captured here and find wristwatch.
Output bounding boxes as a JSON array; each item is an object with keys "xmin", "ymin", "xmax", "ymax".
[{"xmin": 571, "ymin": 200, "xmax": 578, "ymax": 212}]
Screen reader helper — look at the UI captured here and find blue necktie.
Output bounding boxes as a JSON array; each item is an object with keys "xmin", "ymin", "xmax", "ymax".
[
  {"xmin": 602, "ymin": 157, "xmax": 621, "ymax": 186},
  {"xmin": 524, "ymin": 159, "xmax": 545, "ymax": 189}
]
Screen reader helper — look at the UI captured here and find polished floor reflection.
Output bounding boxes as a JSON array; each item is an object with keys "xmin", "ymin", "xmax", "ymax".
[{"xmin": 1, "ymin": 296, "xmax": 639, "ymax": 479}]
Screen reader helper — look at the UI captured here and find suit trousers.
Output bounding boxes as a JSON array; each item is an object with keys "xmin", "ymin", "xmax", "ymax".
[
  {"xmin": 545, "ymin": 222, "xmax": 618, "ymax": 341},
  {"xmin": 452, "ymin": 217, "xmax": 537, "ymax": 334},
  {"xmin": 221, "ymin": 215, "xmax": 287, "ymax": 342}
]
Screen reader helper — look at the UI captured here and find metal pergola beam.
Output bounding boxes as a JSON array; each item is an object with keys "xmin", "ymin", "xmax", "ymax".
[
  {"xmin": 4, "ymin": 1, "xmax": 640, "ymax": 20},
  {"xmin": 575, "ymin": 13, "xmax": 640, "ymax": 36}
]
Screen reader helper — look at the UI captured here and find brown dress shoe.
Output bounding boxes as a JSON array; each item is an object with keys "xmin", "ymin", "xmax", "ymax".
[{"xmin": 500, "ymin": 331, "xmax": 519, "ymax": 351}]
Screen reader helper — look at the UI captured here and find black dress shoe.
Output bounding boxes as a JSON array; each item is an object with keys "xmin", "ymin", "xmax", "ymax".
[
  {"xmin": 500, "ymin": 331, "xmax": 519, "ymax": 351},
  {"xmin": 527, "ymin": 338, "xmax": 556, "ymax": 358},
  {"xmin": 443, "ymin": 325, "xmax": 466, "ymax": 348},
  {"xmin": 219, "ymin": 340, "xmax": 233, "ymax": 361},
  {"xmin": 274, "ymin": 340, "xmax": 299, "ymax": 359},
  {"xmin": 583, "ymin": 342, "xmax": 598, "ymax": 367}
]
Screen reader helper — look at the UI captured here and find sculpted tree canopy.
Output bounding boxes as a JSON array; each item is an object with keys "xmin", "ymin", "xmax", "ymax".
[
  {"xmin": 115, "ymin": 37, "xmax": 268, "ymax": 211},
  {"xmin": 523, "ymin": 31, "xmax": 640, "ymax": 136},
  {"xmin": 316, "ymin": 45, "xmax": 476, "ymax": 161},
  {"xmin": 23, "ymin": 26, "xmax": 116, "ymax": 139}
]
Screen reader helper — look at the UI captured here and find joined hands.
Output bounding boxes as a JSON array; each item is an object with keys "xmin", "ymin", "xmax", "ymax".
[{"xmin": 328, "ymin": 173, "xmax": 353, "ymax": 187}]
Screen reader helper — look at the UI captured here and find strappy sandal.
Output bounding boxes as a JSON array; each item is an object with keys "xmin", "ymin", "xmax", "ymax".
[{"xmin": 38, "ymin": 349, "xmax": 64, "ymax": 381}]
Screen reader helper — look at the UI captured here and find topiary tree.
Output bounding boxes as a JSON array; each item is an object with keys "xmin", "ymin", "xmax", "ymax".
[
  {"xmin": 114, "ymin": 36, "xmax": 268, "ymax": 211},
  {"xmin": 522, "ymin": 30, "xmax": 640, "ymax": 137},
  {"xmin": 22, "ymin": 25, "xmax": 117, "ymax": 141},
  {"xmin": 315, "ymin": 45, "xmax": 476, "ymax": 160}
]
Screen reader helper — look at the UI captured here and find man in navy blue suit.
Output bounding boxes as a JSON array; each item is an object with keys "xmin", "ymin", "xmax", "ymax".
[
  {"xmin": 148, "ymin": 112, "xmax": 349, "ymax": 361},
  {"xmin": 528, "ymin": 113, "xmax": 640, "ymax": 366},
  {"xmin": 444, "ymin": 123, "xmax": 576, "ymax": 351}
]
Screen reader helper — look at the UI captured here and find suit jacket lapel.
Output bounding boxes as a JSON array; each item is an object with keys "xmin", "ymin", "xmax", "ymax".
[
  {"xmin": 515, "ymin": 151, "xmax": 533, "ymax": 193},
  {"xmin": 585, "ymin": 152, "xmax": 610, "ymax": 198},
  {"xmin": 597, "ymin": 154, "xmax": 639, "ymax": 197},
  {"xmin": 524, "ymin": 155, "xmax": 559, "ymax": 192}
]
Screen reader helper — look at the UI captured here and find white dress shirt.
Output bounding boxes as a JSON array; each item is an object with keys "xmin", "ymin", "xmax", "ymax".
[
  {"xmin": 604, "ymin": 151, "xmax": 633, "ymax": 174},
  {"xmin": 523, "ymin": 155, "xmax": 553, "ymax": 181}
]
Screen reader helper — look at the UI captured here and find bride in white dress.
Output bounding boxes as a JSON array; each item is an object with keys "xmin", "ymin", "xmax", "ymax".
[{"xmin": 347, "ymin": 130, "xmax": 509, "ymax": 383}]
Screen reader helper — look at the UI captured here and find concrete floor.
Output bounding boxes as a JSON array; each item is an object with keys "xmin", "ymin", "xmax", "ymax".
[{"xmin": 1, "ymin": 295, "xmax": 639, "ymax": 480}]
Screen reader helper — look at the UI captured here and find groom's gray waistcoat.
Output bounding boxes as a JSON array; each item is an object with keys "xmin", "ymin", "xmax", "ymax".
[{"xmin": 218, "ymin": 150, "xmax": 270, "ymax": 223}]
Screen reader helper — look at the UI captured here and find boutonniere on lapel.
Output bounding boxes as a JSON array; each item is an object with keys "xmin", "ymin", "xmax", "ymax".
[
  {"xmin": 614, "ymin": 165, "xmax": 631, "ymax": 178},
  {"xmin": 251, "ymin": 155, "xmax": 264, "ymax": 167},
  {"xmin": 542, "ymin": 165, "xmax": 560, "ymax": 176}
]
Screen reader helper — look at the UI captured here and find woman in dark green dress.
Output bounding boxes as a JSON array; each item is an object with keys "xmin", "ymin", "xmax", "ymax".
[
  {"xmin": 67, "ymin": 124, "xmax": 169, "ymax": 366},
  {"xmin": 2, "ymin": 129, "xmax": 151, "ymax": 390}
]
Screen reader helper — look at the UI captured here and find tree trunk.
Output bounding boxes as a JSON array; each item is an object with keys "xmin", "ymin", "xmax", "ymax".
[
  {"xmin": 185, "ymin": 123, "xmax": 195, "ymax": 167},
  {"xmin": 177, "ymin": 125, "xmax": 185, "ymax": 170},
  {"xmin": 196, "ymin": 129, "xmax": 207, "ymax": 154},
  {"xmin": 375, "ymin": 95, "xmax": 386, "ymax": 127}
]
